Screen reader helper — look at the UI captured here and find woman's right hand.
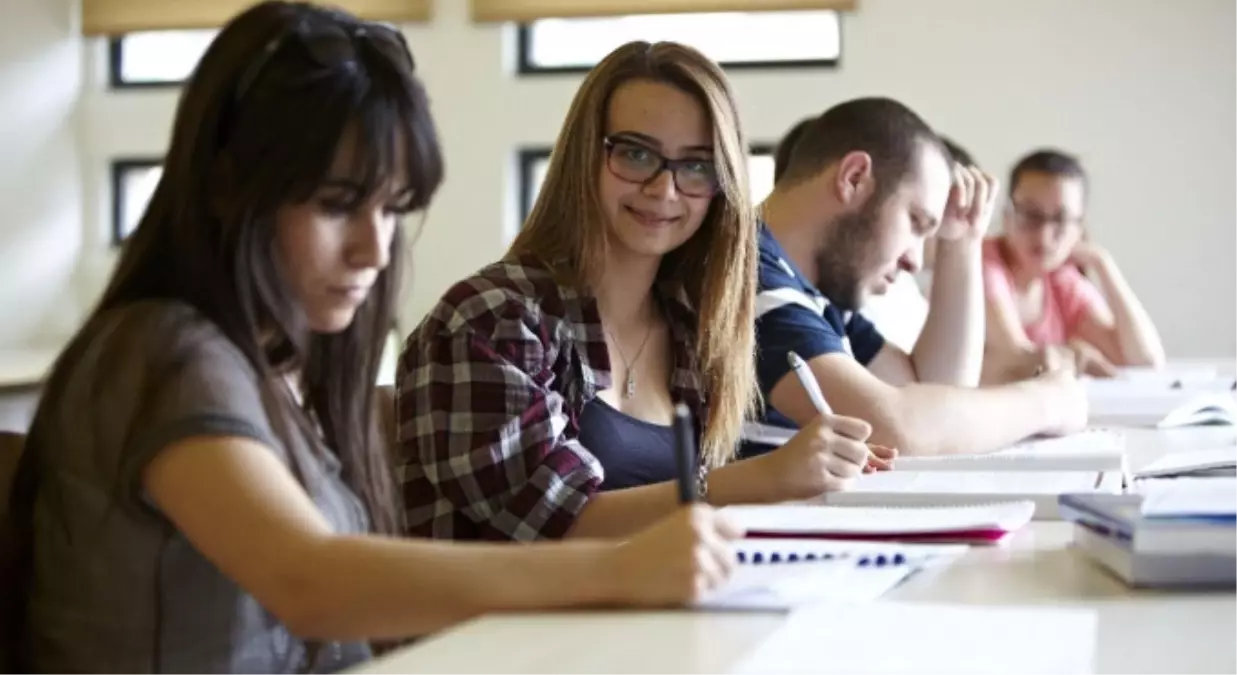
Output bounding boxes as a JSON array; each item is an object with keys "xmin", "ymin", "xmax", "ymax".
[
  {"xmin": 605, "ymin": 505, "xmax": 744, "ymax": 607},
  {"xmin": 754, "ymin": 413, "xmax": 872, "ymax": 499}
]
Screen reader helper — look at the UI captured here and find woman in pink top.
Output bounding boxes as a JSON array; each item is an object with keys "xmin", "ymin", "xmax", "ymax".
[{"xmin": 982, "ymin": 150, "xmax": 1165, "ymax": 382}]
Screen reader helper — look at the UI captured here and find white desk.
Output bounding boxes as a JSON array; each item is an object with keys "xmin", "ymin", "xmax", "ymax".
[{"xmin": 356, "ymin": 425, "xmax": 1237, "ymax": 675}]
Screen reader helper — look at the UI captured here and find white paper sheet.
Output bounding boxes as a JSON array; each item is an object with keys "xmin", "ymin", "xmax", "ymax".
[
  {"xmin": 1137, "ymin": 477, "xmax": 1237, "ymax": 518},
  {"xmin": 732, "ymin": 603, "xmax": 1099, "ymax": 674}
]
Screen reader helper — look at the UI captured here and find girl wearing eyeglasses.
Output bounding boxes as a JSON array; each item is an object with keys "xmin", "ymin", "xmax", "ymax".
[
  {"xmin": 980, "ymin": 149, "xmax": 1165, "ymax": 382},
  {"xmin": 397, "ymin": 41, "xmax": 872, "ymax": 545},
  {"xmin": 9, "ymin": 4, "xmax": 750, "ymax": 672}
]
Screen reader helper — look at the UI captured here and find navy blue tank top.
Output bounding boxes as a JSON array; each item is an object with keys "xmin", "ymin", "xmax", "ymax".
[{"xmin": 577, "ymin": 397, "xmax": 677, "ymax": 491}]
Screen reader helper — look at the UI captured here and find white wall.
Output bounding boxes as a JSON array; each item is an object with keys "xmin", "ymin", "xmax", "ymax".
[
  {"xmin": 0, "ymin": 0, "xmax": 83, "ymax": 346},
  {"xmin": 400, "ymin": 0, "xmax": 1236, "ymax": 357},
  {"xmin": 5, "ymin": 0, "xmax": 1236, "ymax": 357}
]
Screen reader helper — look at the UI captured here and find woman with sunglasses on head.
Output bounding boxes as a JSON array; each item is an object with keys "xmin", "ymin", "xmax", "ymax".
[
  {"xmin": 10, "ymin": 4, "xmax": 746, "ymax": 672},
  {"xmin": 397, "ymin": 41, "xmax": 873, "ymax": 544}
]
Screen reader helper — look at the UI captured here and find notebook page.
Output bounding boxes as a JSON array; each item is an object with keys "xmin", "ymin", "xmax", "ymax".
[
  {"xmin": 697, "ymin": 541, "xmax": 966, "ymax": 611},
  {"xmin": 852, "ymin": 470, "xmax": 1103, "ymax": 495},
  {"xmin": 733, "ymin": 603, "xmax": 1098, "ymax": 674},
  {"xmin": 894, "ymin": 430, "xmax": 1125, "ymax": 472},
  {"xmin": 723, "ymin": 502, "xmax": 1034, "ymax": 535},
  {"xmin": 1136, "ymin": 447, "xmax": 1237, "ymax": 479},
  {"xmin": 1137, "ymin": 477, "xmax": 1237, "ymax": 518}
]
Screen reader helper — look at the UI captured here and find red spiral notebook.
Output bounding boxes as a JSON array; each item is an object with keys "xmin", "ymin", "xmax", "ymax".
[{"xmin": 721, "ymin": 501, "xmax": 1036, "ymax": 544}]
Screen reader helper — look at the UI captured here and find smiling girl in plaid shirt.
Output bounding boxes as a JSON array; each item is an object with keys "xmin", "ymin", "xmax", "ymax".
[{"xmin": 397, "ymin": 41, "xmax": 875, "ymax": 544}]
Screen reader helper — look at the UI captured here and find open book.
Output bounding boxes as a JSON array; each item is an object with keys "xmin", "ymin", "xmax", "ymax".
[
  {"xmin": 1135, "ymin": 447, "xmax": 1237, "ymax": 479},
  {"xmin": 1086, "ymin": 382, "xmax": 1236, "ymax": 428},
  {"xmin": 722, "ymin": 501, "xmax": 1035, "ymax": 544}
]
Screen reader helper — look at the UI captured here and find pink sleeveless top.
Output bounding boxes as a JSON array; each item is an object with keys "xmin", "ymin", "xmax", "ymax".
[{"xmin": 981, "ymin": 238, "xmax": 1107, "ymax": 347}]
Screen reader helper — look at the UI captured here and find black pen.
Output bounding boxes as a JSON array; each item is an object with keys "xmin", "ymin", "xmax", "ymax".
[{"xmin": 673, "ymin": 403, "xmax": 698, "ymax": 504}]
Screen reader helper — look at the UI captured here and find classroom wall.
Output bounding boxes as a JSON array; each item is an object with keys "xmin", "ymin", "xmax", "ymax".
[
  {"xmin": 0, "ymin": 0, "xmax": 84, "ymax": 346},
  {"xmin": 3, "ymin": 0, "xmax": 1235, "ymax": 357}
]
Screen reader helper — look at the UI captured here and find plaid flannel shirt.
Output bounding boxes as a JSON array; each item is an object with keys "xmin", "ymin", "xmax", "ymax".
[{"xmin": 395, "ymin": 255, "xmax": 708, "ymax": 541}]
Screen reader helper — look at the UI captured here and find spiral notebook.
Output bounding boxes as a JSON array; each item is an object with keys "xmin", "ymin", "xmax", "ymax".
[
  {"xmin": 696, "ymin": 538, "xmax": 966, "ymax": 611},
  {"xmin": 723, "ymin": 501, "xmax": 1036, "ymax": 544}
]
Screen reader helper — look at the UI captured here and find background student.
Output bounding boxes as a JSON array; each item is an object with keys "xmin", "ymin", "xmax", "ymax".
[
  {"xmin": 397, "ymin": 41, "xmax": 875, "ymax": 543},
  {"xmin": 9, "ymin": 5, "xmax": 745, "ymax": 672},
  {"xmin": 750, "ymin": 98, "xmax": 1088, "ymax": 458},
  {"xmin": 981, "ymin": 149, "xmax": 1166, "ymax": 381}
]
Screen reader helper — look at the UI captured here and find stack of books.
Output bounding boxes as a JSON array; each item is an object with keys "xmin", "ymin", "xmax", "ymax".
[{"xmin": 1059, "ymin": 476, "xmax": 1236, "ymax": 588}]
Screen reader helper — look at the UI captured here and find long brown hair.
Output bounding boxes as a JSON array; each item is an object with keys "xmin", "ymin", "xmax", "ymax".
[
  {"xmin": 76, "ymin": 2, "xmax": 440, "ymax": 533},
  {"xmin": 509, "ymin": 41, "xmax": 758, "ymax": 468}
]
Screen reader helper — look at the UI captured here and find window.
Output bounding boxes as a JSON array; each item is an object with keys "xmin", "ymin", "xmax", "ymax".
[
  {"xmin": 112, "ymin": 160, "xmax": 163, "ymax": 245},
  {"xmin": 518, "ymin": 145, "xmax": 776, "ymax": 224},
  {"xmin": 518, "ymin": 11, "xmax": 841, "ymax": 74},
  {"xmin": 109, "ymin": 29, "xmax": 217, "ymax": 87}
]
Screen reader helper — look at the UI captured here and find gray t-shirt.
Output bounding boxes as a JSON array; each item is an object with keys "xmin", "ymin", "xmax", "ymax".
[{"xmin": 17, "ymin": 301, "xmax": 372, "ymax": 673}]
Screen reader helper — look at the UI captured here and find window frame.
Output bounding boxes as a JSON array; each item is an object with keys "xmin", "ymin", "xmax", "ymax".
[
  {"xmin": 517, "ymin": 143, "xmax": 777, "ymax": 224},
  {"xmin": 107, "ymin": 34, "xmax": 198, "ymax": 89},
  {"xmin": 514, "ymin": 15, "xmax": 842, "ymax": 76},
  {"xmin": 111, "ymin": 157, "xmax": 163, "ymax": 246}
]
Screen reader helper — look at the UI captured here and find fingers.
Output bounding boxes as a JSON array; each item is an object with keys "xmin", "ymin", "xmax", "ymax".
[
  {"xmin": 708, "ymin": 509, "xmax": 747, "ymax": 541},
  {"xmin": 823, "ymin": 413, "xmax": 873, "ymax": 442},
  {"xmin": 951, "ymin": 163, "xmax": 973, "ymax": 214},
  {"xmin": 868, "ymin": 443, "xmax": 898, "ymax": 460}
]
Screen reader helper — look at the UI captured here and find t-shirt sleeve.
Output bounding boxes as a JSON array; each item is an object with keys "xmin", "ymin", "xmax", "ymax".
[
  {"xmin": 844, "ymin": 311, "xmax": 886, "ymax": 366},
  {"xmin": 1053, "ymin": 265, "xmax": 1110, "ymax": 336},
  {"xmin": 755, "ymin": 282, "xmax": 848, "ymax": 398},
  {"xmin": 83, "ymin": 303, "xmax": 280, "ymax": 511},
  {"xmin": 981, "ymin": 241, "xmax": 1016, "ymax": 303}
]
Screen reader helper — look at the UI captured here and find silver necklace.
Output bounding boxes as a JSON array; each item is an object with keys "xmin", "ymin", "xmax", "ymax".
[{"xmin": 605, "ymin": 320, "xmax": 653, "ymax": 399}]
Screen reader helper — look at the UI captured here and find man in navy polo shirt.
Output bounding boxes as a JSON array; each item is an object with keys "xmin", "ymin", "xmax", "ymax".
[{"xmin": 749, "ymin": 98, "xmax": 1088, "ymax": 457}]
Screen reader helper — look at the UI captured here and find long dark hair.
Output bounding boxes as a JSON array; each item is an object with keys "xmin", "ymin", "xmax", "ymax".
[{"xmin": 98, "ymin": 1, "xmax": 442, "ymax": 533}]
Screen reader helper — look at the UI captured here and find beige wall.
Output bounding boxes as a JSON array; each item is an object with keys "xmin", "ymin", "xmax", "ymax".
[{"xmin": 3, "ymin": 0, "xmax": 1235, "ymax": 357}]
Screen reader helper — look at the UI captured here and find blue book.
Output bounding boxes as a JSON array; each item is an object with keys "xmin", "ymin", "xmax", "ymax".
[{"xmin": 1059, "ymin": 489, "xmax": 1235, "ymax": 588}]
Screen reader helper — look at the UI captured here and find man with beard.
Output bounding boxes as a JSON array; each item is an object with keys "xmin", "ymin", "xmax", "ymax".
[{"xmin": 747, "ymin": 98, "xmax": 1088, "ymax": 457}]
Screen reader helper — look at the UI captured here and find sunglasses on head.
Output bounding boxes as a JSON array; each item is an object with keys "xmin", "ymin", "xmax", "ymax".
[{"xmin": 234, "ymin": 18, "xmax": 413, "ymax": 102}]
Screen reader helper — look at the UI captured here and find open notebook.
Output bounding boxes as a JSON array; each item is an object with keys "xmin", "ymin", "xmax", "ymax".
[
  {"xmin": 722, "ymin": 501, "xmax": 1035, "ymax": 544},
  {"xmin": 893, "ymin": 429, "xmax": 1126, "ymax": 472},
  {"xmin": 696, "ymin": 538, "xmax": 966, "ymax": 611},
  {"xmin": 1135, "ymin": 447, "xmax": 1237, "ymax": 479},
  {"xmin": 1086, "ymin": 383, "xmax": 1236, "ymax": 429},
  {"xmin": 822, "ymin": 470, "xmax": 1124, "ymax": 520}
]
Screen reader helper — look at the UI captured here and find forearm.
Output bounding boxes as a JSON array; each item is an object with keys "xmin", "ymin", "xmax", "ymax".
[
  {"xmin": 914, "ymin": 238, "xmax": 985, "ymax": 385},
  {"xmin": 867, "ymin": 380, "xmax": 1061, "ymax": 456},
  {"xmin": 568, "ymin": 462, "xmax": 783, "ymax": 538},
  {"xmin": 1091, "ymin": 256, "xmax": 1165, "ymax": 366},
  {"xmin": 285, "ymin": 535, "xmax": 615, "ymax": 640}
]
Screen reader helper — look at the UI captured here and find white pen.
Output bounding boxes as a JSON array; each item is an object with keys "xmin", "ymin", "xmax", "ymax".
[{"xmin": 787, "ymin": 351, "xmax": 832, "ymax": 417}]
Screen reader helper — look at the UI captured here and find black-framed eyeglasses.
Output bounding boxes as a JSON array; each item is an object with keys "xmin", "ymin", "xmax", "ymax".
[
  {"xmin": 602, "ymin": 136, "xmax": 719, "ymax": 198},
  {"xmin": 1010, "ymin": 202, "xmax": 1083, "ymax": 232},
  {"xmin": 234, "ymin": 18, "xmax": 413, "ymax": 103}
]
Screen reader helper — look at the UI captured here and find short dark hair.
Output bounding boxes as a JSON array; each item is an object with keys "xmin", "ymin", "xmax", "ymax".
[
  {"xmin": 939, "ymin": 135, "xmax": 975, "ymax": 167},
  {"xmin": 773, "ymin": 116, "xmax": 813, "ymax": 184},
  {"xmin": 1009, "ymin": 149, "xmax": 1087, "ymax": 196},
  {"xmin": 778, "ymin": 97, "xmax": 946, "ymax": 192}
]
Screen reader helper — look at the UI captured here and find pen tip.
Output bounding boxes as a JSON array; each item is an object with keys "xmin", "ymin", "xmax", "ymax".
[{"xmin": 787, "ymin": 351, "xmax": 802, "ymax": 367}]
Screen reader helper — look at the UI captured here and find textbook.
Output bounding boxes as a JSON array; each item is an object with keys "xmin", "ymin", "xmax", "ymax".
[
  {"xmin": 722, "ymin": 501, "xmax": 1035, "ymax": 544},
  {"xmin": 696, "ymin": 538, "xmax": 966, "ymax": 611},
  {"xmin": 1086, "ymin": 386, "xmax": 1236, "ymax": 429},
  {"xmin": 1059, "ymin": 478, "xmax": 1237, "ymax": 588}
]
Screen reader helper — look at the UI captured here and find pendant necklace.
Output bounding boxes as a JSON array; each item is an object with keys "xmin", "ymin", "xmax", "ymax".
[{"xmin": 605, "ymin": 321, "xmax": 653, "ymax": 399}]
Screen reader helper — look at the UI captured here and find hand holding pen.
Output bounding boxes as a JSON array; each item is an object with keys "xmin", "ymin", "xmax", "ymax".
[{"xmin": 787, "ymin": 351, "xmax": 898, "ymax": 473}]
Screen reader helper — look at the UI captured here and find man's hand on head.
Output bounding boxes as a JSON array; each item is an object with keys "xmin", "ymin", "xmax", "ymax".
[{"xmin": 937, "ymin": 163, "xmax": 1000, "ymax": 242}]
